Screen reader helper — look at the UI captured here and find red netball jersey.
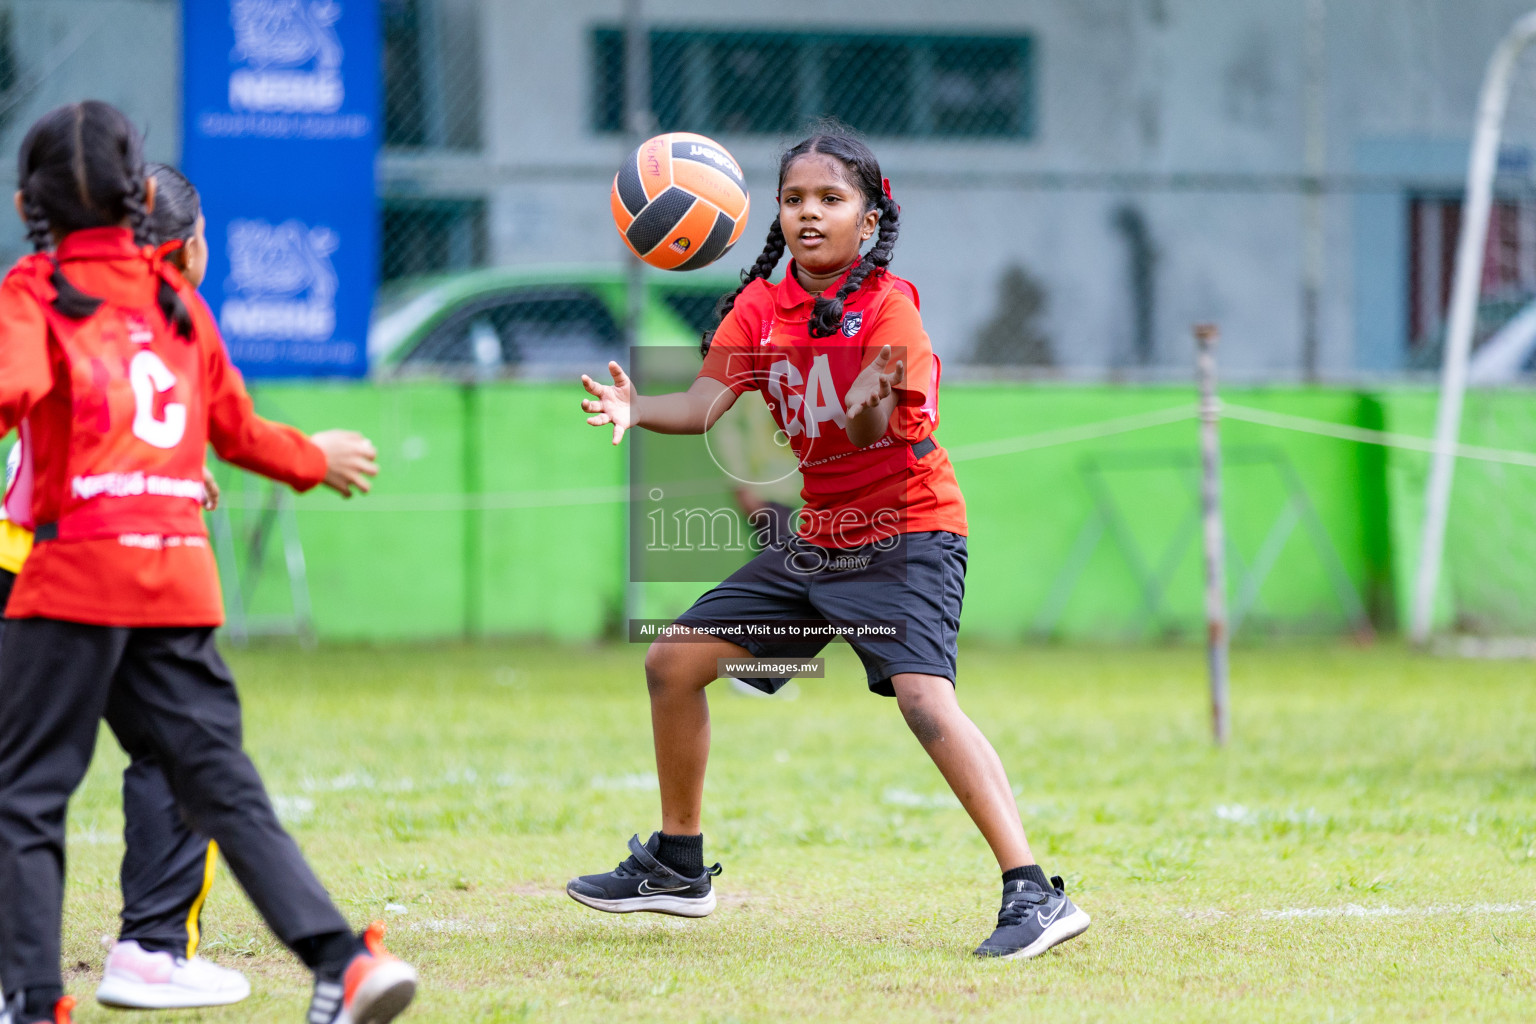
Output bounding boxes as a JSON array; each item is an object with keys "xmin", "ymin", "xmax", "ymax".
[
  {"xmin": 699, "ymin": 265, "xmax": 967, "ymax": 548},
  {"xmin": 0, "ymin": 228, "xmax": 326, "ymax": 626}
]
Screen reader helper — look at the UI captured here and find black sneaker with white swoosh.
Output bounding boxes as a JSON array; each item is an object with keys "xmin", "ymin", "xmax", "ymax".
[
  {"xmin": 973, "ymin": 876, "xmax": 1091, "ymax": 959},
  {"xmin": 566, "ymin": 833, "xmax": 722, "ymax": 917}
]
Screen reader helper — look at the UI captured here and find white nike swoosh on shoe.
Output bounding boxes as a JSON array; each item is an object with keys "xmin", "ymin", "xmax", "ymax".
[
  {"xmin": 638, "ymin": 880, "xmax": 693, "ymax": 895},
  {"xmin": 1036, "ymin": 901, "xmax": 1066, "ymax": 929}
]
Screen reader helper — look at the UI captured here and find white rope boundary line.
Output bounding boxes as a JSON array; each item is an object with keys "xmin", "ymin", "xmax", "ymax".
[
  {"xmin": 945, "ymin": 404, "xmax": 1199, "ymax": 462},
  {"xmin": 1221, "ymin": 403, "xmax": 1536, "ymax": 469},
  {"xmin": 218, "ymin": 484, "xmax": 629, "ymax": 513},
  {"xmin": 213, "ymin": 402, "xmax": 1536, "ymax": 512}
]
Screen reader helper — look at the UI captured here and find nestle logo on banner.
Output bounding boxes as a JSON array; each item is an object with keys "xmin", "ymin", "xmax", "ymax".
[
  {"xmin": 220, "ymin": 219, "xmax": 339, "ymax": 341},
  {"xmin": 228, "ymin": 0, "xmax": 344, "ymax": 114}
]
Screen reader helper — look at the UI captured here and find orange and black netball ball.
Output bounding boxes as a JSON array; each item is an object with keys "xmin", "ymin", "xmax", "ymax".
[{"xmin": 611, "ymin": 132, "xmax": 749, "ymax": 271}]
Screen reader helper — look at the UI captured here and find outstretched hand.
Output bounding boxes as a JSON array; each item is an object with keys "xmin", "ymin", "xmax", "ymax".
[
  {"xmin": 311, "ymin": 429, "xmax": 379, "ymax": 498},
  {"xmin": 201, "ymin": 466, "xmax": 220, "ymax": 511},
  {"xmin": 580, "ymin": 360, "xmax": 638, "ymax": 445},
  {"xmin": 843, "ymin": 345, "xmax": 905, "ymax": 420}
]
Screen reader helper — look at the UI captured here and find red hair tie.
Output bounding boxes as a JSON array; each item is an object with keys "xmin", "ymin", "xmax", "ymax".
[
  {"xmin": 149, "ymin": 239, "xmax": 184, "ymax": 271},
  {"xmin": 148, "ymin": 239, "xmax": 187, "ymax": 283},
  {"xmin": 881, "ymin": 177, "xmax": 899, "ymax": 215}
]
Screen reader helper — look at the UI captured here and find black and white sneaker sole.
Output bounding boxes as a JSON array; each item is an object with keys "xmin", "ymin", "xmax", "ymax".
[
  {"xmin": 996, "ymin": 909, "xmax": 1092, "ymax": 961},
  {"xmin": 565, "ymin": 888, "xmax": 717, "ymax": 918}
]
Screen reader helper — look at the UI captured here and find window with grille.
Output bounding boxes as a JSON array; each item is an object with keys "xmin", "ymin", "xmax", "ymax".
[
  {"xmin": 400, "ymin": 288, "xmax": 623, "ymax": 376},
  {"xmin": 380, "ymin": 198, "xmax": 488, "ymax": 282},
  {"xmin": 382, "ymin": 0, "xmax": 483, "ymax": 149},
  {"xmin": 592, "ymin": 29, "xmax": 1034, "ymax": 140},
  {"xmin": 1408, "ymin": 194, "xmax": 1536, "ymax": 367}
]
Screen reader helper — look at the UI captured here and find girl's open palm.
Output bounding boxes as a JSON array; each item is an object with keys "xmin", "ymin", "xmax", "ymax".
[
  {"xmin": 581, "ymin": 361, "xmax": 638, "ymax": 445},
  {"xmin": 311, "ymin": 429, "xmax": 379, "ymax": 497},
  {"xmin": 844, "ymin": 345, "xmax": 906, "ymax": 419}
]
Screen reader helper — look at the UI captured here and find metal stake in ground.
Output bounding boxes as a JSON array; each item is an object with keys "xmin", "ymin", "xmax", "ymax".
[
  {"xmin": 1195, "ymin": 324, "xmax": 1230, "ymax": 746},
  {"xmin": 621, "ymin": 0, "xmax": 654, "ymax": 628}
]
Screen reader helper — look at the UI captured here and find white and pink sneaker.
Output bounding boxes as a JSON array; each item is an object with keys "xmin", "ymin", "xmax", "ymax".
[{"xmin": 95, "ymin": 940, "xmax": 250, "ymax": 1009}]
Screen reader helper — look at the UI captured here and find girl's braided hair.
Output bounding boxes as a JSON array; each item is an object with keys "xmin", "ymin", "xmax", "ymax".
[
  {"xmin": 702, "ymin": 130, "xmax": 899, "ymax": 355},
  {"xmin": 17, "ymin": 101, "xmax": 191, "ymax": 334},
  {"xmin": 145, "ymin": 162, "xmax": 202, "ymax": 251}
]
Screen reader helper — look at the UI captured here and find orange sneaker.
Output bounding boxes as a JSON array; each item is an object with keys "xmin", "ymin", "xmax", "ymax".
[
  {"xmin": 306, "ymin": 923, "xmax": 417, "ymax": 1024},
  {"xmin": 1, "ymin": 994, "xmax": 74, "ymax": 1024}
]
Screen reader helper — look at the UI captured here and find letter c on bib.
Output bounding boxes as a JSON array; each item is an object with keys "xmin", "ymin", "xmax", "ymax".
[{"xmin": 129, "ymin": 351, "xmax": 187, "ymax": 449}]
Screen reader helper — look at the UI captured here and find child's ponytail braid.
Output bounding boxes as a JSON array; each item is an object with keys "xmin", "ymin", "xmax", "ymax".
[
  {"xmin": 20, "ymin": 166, "xmax": 103, "ymax": 317},
  {"xmin": 20, "ymin": 176, "xmax": 102, "ymax": 317},
  {"xmin": 701, "ymin": 218, "xmax": 787, "ymax": 357},
  {"xmin": 20, "ymin": 189, "xmax": 51, "ymax": 252},
  {"xmin": 15, "ymin": 102, "xmax": 191, "ymax": 328},
  {"xmin": 113, "ymin": 149, "xmax": 194, "ymax": 338},
  {"xmin": 808, "ymin": 193, "xmax": 900, "ymax": 339},
  {"xmin": 122, "ymin": 168, "xmax": 153, "ymax": 248},
  {"xmin": 126, "ymin": 164, "xmax": 194, "ymax": 338}
]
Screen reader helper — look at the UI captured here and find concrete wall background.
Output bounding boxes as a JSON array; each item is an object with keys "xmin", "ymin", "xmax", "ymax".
[
  {"xmin": 398, "ymin": 0, "xmax": 1536, "ymax": 378},
  {"xmin": 3, "ymin": 2, "xmax": 1536, "ymax": 375},
  {"xmin": 0, "ymin": 1, "xmax": 180, "ymax": 253}
]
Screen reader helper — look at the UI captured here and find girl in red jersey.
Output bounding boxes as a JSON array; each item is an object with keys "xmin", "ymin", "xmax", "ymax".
[
  {"xmin": 87, "ymin": 162, "xmax": 249, "ymax": 1011},
  {"xmin": 568, "ymin": 131, "xmax": 1091, "ymax": 960},
  {"xmin": 0, "ymin": 103, "xmax": 416, "ymax": 1024},
  {"xmin": 0, "ymin": 162, "xmax": 254, "ymax": 1013}
]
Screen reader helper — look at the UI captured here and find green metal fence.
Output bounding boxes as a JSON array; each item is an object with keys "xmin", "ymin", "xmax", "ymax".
[{"xmin": 211, "ymin": 381, "xmax": 1536, "ymax": 644}]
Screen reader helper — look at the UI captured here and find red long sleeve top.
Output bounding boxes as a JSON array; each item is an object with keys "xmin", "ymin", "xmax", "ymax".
[{"xmin": 0, "ymin": 227, "xmax": 326, "ymax": 626}]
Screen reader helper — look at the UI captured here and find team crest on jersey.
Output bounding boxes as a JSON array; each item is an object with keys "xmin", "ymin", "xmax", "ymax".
[
  {"xmin": 124, "ymin": 313, "xmax": 155, "ymax": 346},
  {"xmin": 840, "ymin": 311, "xmax": 863, "ymax": 337}
]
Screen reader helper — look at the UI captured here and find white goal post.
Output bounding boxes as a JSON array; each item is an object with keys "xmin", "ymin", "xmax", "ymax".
[{"xmin": 1411, "ymin": 9, "xmax": 1536, "ymax": 643}]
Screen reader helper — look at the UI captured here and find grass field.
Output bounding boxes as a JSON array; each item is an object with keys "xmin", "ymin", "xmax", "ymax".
[{"xmin": 54, "ymin": 640, "xmax": 1536, "ymax": 1022}]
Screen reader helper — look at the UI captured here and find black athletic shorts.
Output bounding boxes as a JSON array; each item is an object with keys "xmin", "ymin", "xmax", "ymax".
[{"xmin": 675, "ymin": 530, "xmax": 966, "ymax": 696}]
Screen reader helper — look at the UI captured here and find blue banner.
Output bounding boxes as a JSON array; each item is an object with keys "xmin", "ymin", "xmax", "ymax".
[{"xmin": 182, "ymin": 0, "xmax": 379, "ymax": 379}]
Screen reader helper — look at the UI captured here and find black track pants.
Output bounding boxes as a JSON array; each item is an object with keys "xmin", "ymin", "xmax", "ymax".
[
  {"xmin": 1, "ymin": 570, "xmax": 217, "ymax": 959},
  {"xmin": 119, "ymin": 753, "xmax": 220, "ymax": 956},
  {"xmin": 0, "ymin": 618, "xmax": 349, "ymax": 994}
]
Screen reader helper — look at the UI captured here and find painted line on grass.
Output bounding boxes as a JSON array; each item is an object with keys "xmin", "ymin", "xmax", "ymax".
[
  {"xmin": 1181, "ymin": 901, "xmax": 1536, "ymax": 921},
  {"xmin": 1263, "ymin": 901, "xmax": 1536, "ymax": 920},
  {"xmin": 409, "ymin": 918, "xmax": 502, "ymax": 936}
]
